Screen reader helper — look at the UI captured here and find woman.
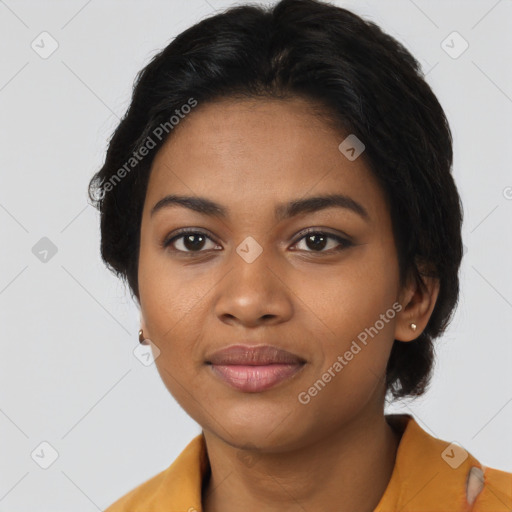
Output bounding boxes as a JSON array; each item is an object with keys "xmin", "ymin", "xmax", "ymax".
[{"xmin": 88, "ymin": 0, "xmax": 512, "ymax": 510}]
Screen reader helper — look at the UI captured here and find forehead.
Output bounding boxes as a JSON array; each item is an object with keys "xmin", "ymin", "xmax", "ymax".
[
  {"xmin": 145, "ymin": 97, "xmax": 388, "ymax": 223},
  {"xmin": 152, "ymin": 96, "xmax": 345, "ymax": 169}
]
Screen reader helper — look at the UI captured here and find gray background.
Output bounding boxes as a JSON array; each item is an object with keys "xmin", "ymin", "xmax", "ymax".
[{"xmin": 1, "ymin": 0, "xmax": 511, "ymax": 510}]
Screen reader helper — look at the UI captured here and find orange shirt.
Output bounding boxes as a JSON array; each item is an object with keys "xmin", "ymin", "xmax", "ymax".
[{"xmin": 104, "ymin": 414, "xmax": 512, "ymax": 511}]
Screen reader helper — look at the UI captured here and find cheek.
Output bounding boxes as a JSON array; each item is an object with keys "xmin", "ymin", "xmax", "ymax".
[
  {"xmin": 300, "ymin": 251, "xmax": 399, "ymax": 340},
  {"xmin": 139, "ymin": 242, "xmax": 206, "ymax": 329},
  {"xmin": 299, "ymin": 245, "xmax": 400, "ymax": 379},
  {"xmin": 138, "ymin": 251, "xmax": 205, "ymax": 381}
]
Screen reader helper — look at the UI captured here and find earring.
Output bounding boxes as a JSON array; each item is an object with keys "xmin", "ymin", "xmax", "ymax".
[
  {"xmin": 138, "ymin": 329, "xmax": 147, "ymax": 345},
  {"xmin": 410, "ymin": 323, "xmax": 417, "ymax": 331}
]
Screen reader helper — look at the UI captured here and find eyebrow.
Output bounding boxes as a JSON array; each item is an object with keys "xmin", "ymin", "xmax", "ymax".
[{"xmin": 150, "ymin": 193, "xmax": 370, "ymax": 222}]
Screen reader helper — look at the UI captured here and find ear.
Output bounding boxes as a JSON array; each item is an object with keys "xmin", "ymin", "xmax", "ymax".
[{"xmin": 394, "ymin": 265, "xmax": 440, "ymax": 342}]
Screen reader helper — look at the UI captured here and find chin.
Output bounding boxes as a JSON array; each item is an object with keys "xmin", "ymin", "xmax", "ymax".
[{"xmin": 206, "ymin": 413, "xmax": 309, "ymax": 453}]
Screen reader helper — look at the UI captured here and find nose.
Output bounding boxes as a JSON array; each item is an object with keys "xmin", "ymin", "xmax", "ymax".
[{"xmin": 213, "ymin": 246, "xmax": 294, "ymax": 328}]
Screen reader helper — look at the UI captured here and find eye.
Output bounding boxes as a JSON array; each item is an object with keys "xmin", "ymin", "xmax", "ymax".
[
  {"xmin": 162, "ymin": 229, "xmax": 220, "ymax": 253},
  {"xmin": 162, "ymin": 228, "xmax": 353, "ymax": 255},
  {"xmin": 291, "ymin": 229, "xmax": 353, "ymax": 253}
]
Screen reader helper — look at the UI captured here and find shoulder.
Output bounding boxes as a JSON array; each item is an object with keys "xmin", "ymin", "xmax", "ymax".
[
  {"xmin": 103, "ymin": 434, "xmax": 207, "ymax": 512},
  {"xmin": 379, "ymin": 414, "xmax": 512, "ymax": 511},
  {"xmin": 471, "ymin": 465, "xmax": 512, "ymax": 511},
  {"xmin": 103, "ymin": 465, "xmax": 173, "ymax": 511}
]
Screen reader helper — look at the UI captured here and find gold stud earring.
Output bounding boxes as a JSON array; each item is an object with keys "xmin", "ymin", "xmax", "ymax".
[
  {"xmin": 410, "ymin": 323, "xmax": 417, "ymax": 331},
  {"xmin": 138, "ymin": 329, "xmax": 147, "ymax": 344}
]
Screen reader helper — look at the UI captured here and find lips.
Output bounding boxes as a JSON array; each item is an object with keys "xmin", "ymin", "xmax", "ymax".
[
  {"xmin": 206, "ymin": 345, "xmax": 306, "ymax": 392},
  {"xmin": 207, "ymin": 345, "xmax": 305, "ymax": 366}
]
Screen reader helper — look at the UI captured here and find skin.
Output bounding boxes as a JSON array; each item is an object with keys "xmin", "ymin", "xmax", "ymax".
[{"xmin": 137, "ymin": 96, "xmax": 440, "ymax": 512}]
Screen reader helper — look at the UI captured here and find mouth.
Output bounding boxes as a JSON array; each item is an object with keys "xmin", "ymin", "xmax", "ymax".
[{"xmin": 206, "ymin": 344, "xmax": 306, "ymax": 392}]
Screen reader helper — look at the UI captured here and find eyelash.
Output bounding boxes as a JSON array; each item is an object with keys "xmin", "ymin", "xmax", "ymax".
[{"xmin": 161, "ymin": 228, "xmax": 353, "ymax": 255}]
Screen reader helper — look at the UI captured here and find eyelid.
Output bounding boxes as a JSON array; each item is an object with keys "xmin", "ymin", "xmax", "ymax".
[
  {"xmin": 291, "ymin": 226, "xmax": 353, "ymax": 244},
  {"xmin": 162, "ymin": 226, "xmax": 353, "ymax": 254},
  {"xmin": 161, "ymin": 227, "xmax": 219, "ymax": 249}
]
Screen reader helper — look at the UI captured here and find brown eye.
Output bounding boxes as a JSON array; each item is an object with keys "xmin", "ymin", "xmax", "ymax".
[
  {"xmin": 292, "ymin": 231, "xmax": 352, "ymax": 253},
  {"xmin": 163, "ymin": 229, "xmax": 220, "ymax": 253}
]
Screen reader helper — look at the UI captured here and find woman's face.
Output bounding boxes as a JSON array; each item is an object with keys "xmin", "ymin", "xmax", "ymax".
[{"xmin": 138, "ymin": 97, "xmax": 415, "ymax": 451}]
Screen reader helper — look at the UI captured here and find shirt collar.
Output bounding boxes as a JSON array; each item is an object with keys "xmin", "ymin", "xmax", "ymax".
[
  {"xmin": 116, "ymin": 413, "xmax": 483, "ymax": 511},
  {"xmin": 375, "ymin": 413, "xmax": 482, "ymax": 511}
]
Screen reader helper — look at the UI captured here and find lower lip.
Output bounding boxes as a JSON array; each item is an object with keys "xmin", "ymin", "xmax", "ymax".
[{"xmin": 209, "ymin": 363, "xmax": 305, "ymax": 392}]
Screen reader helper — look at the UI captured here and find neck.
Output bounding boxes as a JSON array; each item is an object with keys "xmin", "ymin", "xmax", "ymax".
[{"xmin": 202, "ymin": 412, "xmax": 402, "ymax": 512}]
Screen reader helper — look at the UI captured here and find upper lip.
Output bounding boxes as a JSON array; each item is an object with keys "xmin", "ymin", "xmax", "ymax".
[{"xmin": 206, "ymin": 344, "xmax": 306, "ymax": 366}]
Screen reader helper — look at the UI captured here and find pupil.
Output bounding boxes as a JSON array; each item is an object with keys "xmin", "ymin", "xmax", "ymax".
[
  {"xmin": 181, "ymin": 234, "xmax": 329, "ymax": 252},
  {"xmin": 307, "ymin": 234, "xmax": 327, "ymax": 251},
  {"xmin": 184, "ymin": 234, "xmax": 205, "ymax": 251}
]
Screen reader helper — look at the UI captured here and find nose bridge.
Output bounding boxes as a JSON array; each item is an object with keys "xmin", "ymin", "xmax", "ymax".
[
  {"xmin": 214, "ymin": 235, "xmax": 292, "ymax": 324},
  {"xmin": 231, "ymin": 234, "xmax": 276, "ymax": 294}
]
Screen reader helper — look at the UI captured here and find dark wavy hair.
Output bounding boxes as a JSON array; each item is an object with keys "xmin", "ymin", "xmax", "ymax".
[{"xmin": 88, "ymin": 0, "xmax": 464, "ymax": 400}]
